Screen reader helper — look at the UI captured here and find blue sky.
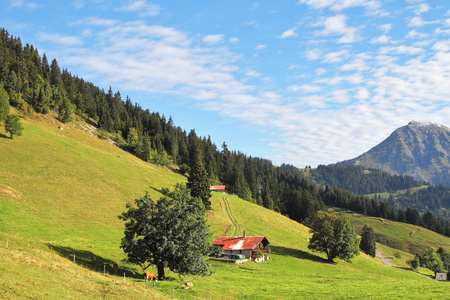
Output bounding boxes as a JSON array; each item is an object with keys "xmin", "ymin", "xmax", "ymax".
[{"xmin": 2, "ymin": 0, "xmax": 450, "ymax": 167}]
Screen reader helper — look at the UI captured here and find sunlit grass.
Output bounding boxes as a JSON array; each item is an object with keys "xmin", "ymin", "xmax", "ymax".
[{"xmin": 0, "ymin": 112, "xmax": 449, "ymax": 299}]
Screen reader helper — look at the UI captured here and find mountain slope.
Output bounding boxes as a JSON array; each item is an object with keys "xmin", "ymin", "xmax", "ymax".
[
  {"xmin": 1, "ymin": 114, "xmax": 449, "ymax": 299},
  {"xmin": 339, "ymin": 121, "xmax": 450, "ymax": 185}
]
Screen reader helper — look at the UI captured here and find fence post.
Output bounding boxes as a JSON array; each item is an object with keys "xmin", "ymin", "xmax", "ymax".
[
  {"xmin": 6, "ymin": 237, "xmax": 9, "ymax": 248},
  {"xmin": 73, "ymin": 255, "xmax": 75, "ymax": 263},
  {"xmin": 104, "ymin": 265, "xmax": 106, "ymax": 276},
  {"xmin": 124, "ymin": 272, "xmax": 126, "ymax": 283},
  {"xmin": 172, "ymin": 287, "xmax": 175, "ymax": 298}
]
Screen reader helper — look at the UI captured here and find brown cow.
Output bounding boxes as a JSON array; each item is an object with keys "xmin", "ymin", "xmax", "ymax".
[{"xmin": 143, "ymin": 271, "xmax": 157, "ymax": 282}]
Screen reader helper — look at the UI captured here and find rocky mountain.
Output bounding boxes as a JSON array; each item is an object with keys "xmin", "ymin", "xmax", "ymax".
[{"xmin": 338, "ymin": 121, "xmax": 450, "ymax": 185}]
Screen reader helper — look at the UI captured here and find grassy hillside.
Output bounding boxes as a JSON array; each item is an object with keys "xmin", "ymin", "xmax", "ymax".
[
  {"xmin": 329, "ymin": 207, "xmax": 450, "ymax": 255},
  {"xmin": 1, "ymin": 113, "xmax": 449, "ymax": 299}
]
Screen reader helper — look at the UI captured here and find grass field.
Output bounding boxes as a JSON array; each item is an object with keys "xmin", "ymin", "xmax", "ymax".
[{"xmin": 0, "ymin": 112, "xmax": 449, "ymax": 299}]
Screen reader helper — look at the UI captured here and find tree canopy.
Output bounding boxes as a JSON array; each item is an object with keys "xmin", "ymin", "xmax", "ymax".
[
  {"xmin": 0, "ymin": 84, "xmax": 9, "ymax": 122},
  {"xmin": 118, "ymin": 184, "xmax": 211, "ymax": 280},
  {"xmin": 5, "ymin": 114, "xmax": 23, "ymax": 139},
  {"xmin": 307, "ymin": 211, "xmax": 360, "ymax": 262},
  {"xmin": 359, "ymin": 225, "xmax": 376, "ymax": 257}
]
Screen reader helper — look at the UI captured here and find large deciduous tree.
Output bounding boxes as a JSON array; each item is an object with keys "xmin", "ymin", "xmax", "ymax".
[
  {"xmin": 359, "ymin": 225, "xmax": 376, "ymax": 257},
  {"xmin": 307, "ymin": 211, "xmax": 360, "ymax": 262},
  {"xmin": 118, "ymin": 184, "xmax": 211, "ymax": 280}
]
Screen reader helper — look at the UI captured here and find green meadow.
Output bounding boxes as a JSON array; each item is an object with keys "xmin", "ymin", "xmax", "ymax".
[{"xmin": 0, "ymin": 113, "xmax": 449, "ymax": 299}]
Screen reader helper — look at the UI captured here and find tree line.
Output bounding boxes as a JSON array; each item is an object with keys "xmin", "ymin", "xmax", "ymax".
[{"xmin": 1, "ymin": 27, "xmax": 449, "ymax": 238}]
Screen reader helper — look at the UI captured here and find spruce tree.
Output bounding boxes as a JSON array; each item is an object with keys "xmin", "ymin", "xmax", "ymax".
[
  {"xmin": 187, "ymin": 159, "xmax": 212, "ymax": 210},
  {"xmin": 5, "ymin": 114, "xmax": 23, "ymax": 139},
  {"xmin": 359, "ymin": 225, "xmax": 376, "ymax": 257},
  {"xmin": 0, "ymin": 84, "xmax": 10, "ymax": 123}
]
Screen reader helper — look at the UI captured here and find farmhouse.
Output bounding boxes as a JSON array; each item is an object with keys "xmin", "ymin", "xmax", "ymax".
[
  {"xmin": 210, "ymin": 185, "xmax": 226, "ymax": 193},
  {"xmin": 212, "ymin": 233, "xmax": 270, "ymax": 262}
]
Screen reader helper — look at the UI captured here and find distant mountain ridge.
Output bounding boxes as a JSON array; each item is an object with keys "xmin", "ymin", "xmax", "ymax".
[{"xmin": 338, "ymin": 121, "xmax": 450, "ymax": 185}]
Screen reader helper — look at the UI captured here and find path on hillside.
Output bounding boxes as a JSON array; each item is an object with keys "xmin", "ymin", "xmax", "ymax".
[
  {"xmin": 221, "ymin": 197, "xmax": 239, "ymax": 236},
  {"xmin": 376, "ymin": 245, "xmax": 397, "ymax": 267}
]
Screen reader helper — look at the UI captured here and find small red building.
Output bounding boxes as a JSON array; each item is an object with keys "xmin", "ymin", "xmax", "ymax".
[
  {"xmin": 210, "ymin": 185, "xmax": 226, "ymax": 193},
  {"xmin": 212, "ymin": 234, "xmax": 270, "ymax": 261}
]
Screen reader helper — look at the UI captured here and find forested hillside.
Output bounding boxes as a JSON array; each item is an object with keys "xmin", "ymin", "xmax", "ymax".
[
  {"xmin": 1, "ymin": 27, "xmax": 449, "ymax": 238},
  {"xmin": 307, "ymin": 164, "xmax": 450, "ymax": 231}
]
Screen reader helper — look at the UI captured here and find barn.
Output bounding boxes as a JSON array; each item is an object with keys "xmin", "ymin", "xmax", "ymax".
[
  {"xmin": 210, "ymin": 185, "xmax": 226, "ymax": 193},
  {"xmin": 212, "ymin": 233, "xmax": 270, "ymax": 262}
]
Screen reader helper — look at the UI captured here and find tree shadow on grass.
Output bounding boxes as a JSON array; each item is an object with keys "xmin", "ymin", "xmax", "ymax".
[
  {"xmin": 270, "ymin": 245, "xmax": 333, "ymax": 264},
  {"xmin": 46, "ymin": 244, "xmax": 141, "ymax": 279},
  {"xmin": 0, "ymin": 132, "xmax": 9, "ymax": 139}
]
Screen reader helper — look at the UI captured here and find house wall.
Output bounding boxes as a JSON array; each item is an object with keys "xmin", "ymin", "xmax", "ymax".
[{"xmin": 223, "ymin": 249, "xmax": 251, "ymax": 258}]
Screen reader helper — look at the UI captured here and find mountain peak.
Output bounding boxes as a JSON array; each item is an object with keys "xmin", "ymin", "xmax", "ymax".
[
  {"xmin": 338, "ymin": 121, "xmax": 450, "ymax": 185},
  {"xmin": 407, "ymin": 120, "xmax": 444, "ymax": 128}
]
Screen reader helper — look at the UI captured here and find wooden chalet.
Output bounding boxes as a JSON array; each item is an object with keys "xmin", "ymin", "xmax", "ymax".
[
  {"xmin": 212, "ymin": 232, "xmax": 270, "ymax": 262},
  {"xmin": 210, "ymin": 185, "xmax": 226, "ymax": 193}
]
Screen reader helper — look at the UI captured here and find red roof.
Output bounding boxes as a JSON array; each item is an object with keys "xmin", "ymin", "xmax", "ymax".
[
  {"xmin": 212, "ymin": 236, "xmax": 269, "ymax": 250},
  {"xmin": 210, "ymin": 185, "xmax": 226, "ymax": 191}
]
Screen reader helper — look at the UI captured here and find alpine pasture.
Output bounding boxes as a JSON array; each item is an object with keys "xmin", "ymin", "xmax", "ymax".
[{"xmin": 0, "ymin": 113, "xmax": 449, "ymax": 299}]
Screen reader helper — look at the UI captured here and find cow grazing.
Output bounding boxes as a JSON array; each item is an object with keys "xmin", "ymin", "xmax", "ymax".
[{"xmin": 143, "ymin": 271, "xmax": 157, "ymax": 282}]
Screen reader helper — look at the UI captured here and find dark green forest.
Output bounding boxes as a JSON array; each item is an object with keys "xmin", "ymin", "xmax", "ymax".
[
  {"xmin": 1, "ymin": 28, "xmax": 449, "ymax": 237},
  {"xmin": 308, "ymin": 164, "xmax": 450, "ymax": 227}
]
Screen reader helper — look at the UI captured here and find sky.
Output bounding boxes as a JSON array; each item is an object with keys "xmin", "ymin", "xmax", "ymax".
[{"xmin": 2, "ymin": 0, "xmax": 450, "ymax": 167}]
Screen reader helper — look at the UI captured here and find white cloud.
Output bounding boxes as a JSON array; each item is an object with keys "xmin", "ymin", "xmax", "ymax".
[
  {"xmin": 203, "ymin": 34, "xmax": 224, "ymax": 45},
  {"xmin": 379, "ymin": 45, "xmax": 423, "ymax": 55},
  {"xmin": 406, "ymin": 29, "xmax": 429, "ymax": 39},
  {"xmin": 246, "ymin": 70, "xmax": 262, "ymax": 77},
  {"xmin": 407, "ymin": 16, "xmax": 440, "ymax": 27},
  {"xmin": 116, "ymin": 0, "xmax": 160, "ymax": 17},
  {"xmin": 297, "ymin": 0, "xmax": 383, "ymax": 16},
  {"xmin": 255, "ymin": 44, "xmax": 267, "ymax": 50},
  {"xmin": 370, "ymin": 35, "xmax": 390, "ymax": 44},
  {"xmin": 8, "ymin": 0, "xmax": 37, "ymax": 10},
  {"xmin": 355, "ymin": 88, "xmax": 370, "ymax": 99},
  {"xmin": 229, "ymin": 37, "xmax": 240, "ymax": 43},
  {"xmin": 306, "ymin": 48, "xmax": 322, "ymax": 60},
  {"xmin": 36, "ymin": 32, "xmax": 83, "ymax": 46},
  {"xmin": 288, "ymin": 84, "xmax": 322, "ymax": 93},
  {"xmin": 280, "ymin": 28, "xmax": 297, "ymax": 38},
  {"xmin": 410, "ymin": 3, "xmax": 430, "ymax": 15},
  {"xmin": 323, "ymin": 49, "xmax": 348, "ymax": 63},
  {"xmin": 316, "ymin": 15, "xmax": 359, "ymax": 43},
  {"xmin": 378, "ymin": 24, "xmax": 392, "ymax": 33}
]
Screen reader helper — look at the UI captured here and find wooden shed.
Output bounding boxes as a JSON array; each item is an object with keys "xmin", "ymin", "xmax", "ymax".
[{"xmin": 435, "ymin": 273, "xmax": 447, "ymax": 281}]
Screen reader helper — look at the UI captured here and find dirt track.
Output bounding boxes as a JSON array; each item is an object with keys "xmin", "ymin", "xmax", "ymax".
[{"xmin": 375, "ymin": 245, "xmax": 397, "ymax": 267}]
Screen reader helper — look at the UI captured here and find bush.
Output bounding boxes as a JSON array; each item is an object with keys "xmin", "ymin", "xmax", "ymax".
[{"xmin": 253, "ymin": 249, "xmax": 264, "ymax": 259}]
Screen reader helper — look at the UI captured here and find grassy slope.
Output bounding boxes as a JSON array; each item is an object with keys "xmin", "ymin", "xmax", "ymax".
[
  {"xmin": 329, "ymin": 207, "xmax": 450, "ymax": 255},
  {"xmin": 0, "ymin": 113, "xmax": 449, "ymax": 299}
]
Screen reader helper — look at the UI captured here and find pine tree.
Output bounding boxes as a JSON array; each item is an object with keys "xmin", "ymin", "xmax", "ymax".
[
  {"xmin": 5, "ymin": 114, "xmax": 23, "ymax": 139},
  {"xmin": 187, "ymin": 159, "xmax": 212, "ymax": 210},
  {"xmin": 359, "ymin": 225, "xmax": 376, "ymax": 257},
  {"xmin": 0, "ymin": 84, "xmax": 10, "ymax": 123}
]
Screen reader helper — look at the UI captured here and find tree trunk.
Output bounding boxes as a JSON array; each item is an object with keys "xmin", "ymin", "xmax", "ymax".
[{"xmin": 157, "ymin": 264, "xmax": 165, "ymax": 280}]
